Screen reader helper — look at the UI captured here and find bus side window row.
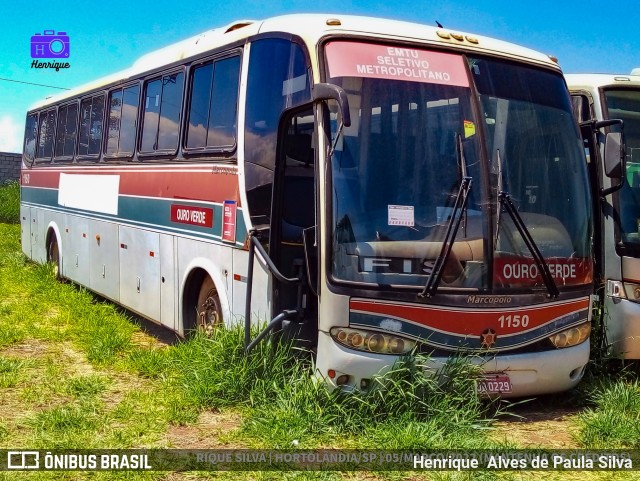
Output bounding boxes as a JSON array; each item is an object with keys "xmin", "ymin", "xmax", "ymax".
[{"xmin": 25, "ymin": 53, "xmax": 241, "ymax": 163}]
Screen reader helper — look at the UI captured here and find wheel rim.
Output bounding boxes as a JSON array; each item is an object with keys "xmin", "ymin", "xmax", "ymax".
[
  {"xmin": 48, "ymin": 239, "xmax": 60, "ymax": 278},
  {"xmin": 197, "ymin": 277, "xmax": 222, "ymax": 335}
]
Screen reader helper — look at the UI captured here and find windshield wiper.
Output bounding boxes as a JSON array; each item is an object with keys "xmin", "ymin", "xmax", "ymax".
[
  {"xmin": 419, "ymin": 133, "xmax": 473, "ymax": 298},
  {"xmin": 494, "ymin": 149, "xmax": 503, "ymax": 246},
  {"xmin": 418, "ymin": 176, "xmax": 472, "ymax": 298},
  {"xmin": 456, "ymin": 132, "xmax": 469, "ymax": 238},
  {"xmin": 498, "ymin": 192, "xmax": 560, "ymax": 298}
]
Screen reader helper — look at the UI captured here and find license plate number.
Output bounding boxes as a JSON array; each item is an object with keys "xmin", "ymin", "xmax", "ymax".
[{"xmin": 477, "ymin": 374, "xmax": 512, "ymax": 394}]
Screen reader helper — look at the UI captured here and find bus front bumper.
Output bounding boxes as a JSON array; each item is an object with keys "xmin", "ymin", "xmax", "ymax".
[{"xmin": 315, "ymin": 331, "xmax": 589, "ymax": 398}]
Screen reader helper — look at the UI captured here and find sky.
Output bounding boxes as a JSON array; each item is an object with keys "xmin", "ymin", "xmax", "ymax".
[{"xmin": 0, "ymin": 0, "xmax": 638, "ymax": 153}]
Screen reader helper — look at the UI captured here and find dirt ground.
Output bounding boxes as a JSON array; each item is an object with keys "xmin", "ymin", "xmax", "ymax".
[{"xmin": 491, "ymin": 405, "xmax": 581, "ymax": 448}]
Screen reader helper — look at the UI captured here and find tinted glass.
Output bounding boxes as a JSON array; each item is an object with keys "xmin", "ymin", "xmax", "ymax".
[
  {"xmin": 54, "ymin": 103, "xmax": 78, "ymax": 158},
  {"xmin": 55, "ymin": 105, "xmax": 68, "ymax": 157},
  {"xmin": 106, "ymin": 89, "xmax": 123, "ymax": 155},
  {"xmin": 244, "ymin": 39, "xmax": 311, "ymax": 224},
  {"xmin": 37, "ymin": 109, "xmax": 55, "ymax": 160},
  {"xmin": 142, "ymin": 73, "xmax": 183, "ymax": 153},
  {"xmin": 328, "ymin": 76, "xmax": 486, "ymax": 288},
  {"xmin": 186, "ymin": 62, "xmax": 213, "ymax": 148},
  {"xmin": 89, "ymin": 95, "xmax": 104, "ymax": 155},
  {"xmin": 64, "ymin": 103, "xmax": 78, "ymax": 157},
  {"xmin": 78, "ymin": 98, "xmax": 92, "ymax": 155},
  {"xmin": 156, "ymin": 72, "xmax": 184, "ymax": 151},
  {"xmin": 141, "ymin": 78, "xmax": 162, "ymax": 152},
  {"xmin": 208, "ymin": 56, "xmax": 240, "ymax": 147},
  {"xmin": 119, "ymin": 85, "xmax": 139, "ymax": 155},
  {"xmin": 24, "ymin": 114, "xmax": 38, "ymax": 162},
  {"xmin": 78, "ymin": 95, "xmax": 103, "ymax": 157},
  {"xmin": 471, "ymin": 57, "xmax": 592, "ymax": 288},
  {"xmin": 603, "ymin": 89, "xmax": 640, "ymax": 250}
]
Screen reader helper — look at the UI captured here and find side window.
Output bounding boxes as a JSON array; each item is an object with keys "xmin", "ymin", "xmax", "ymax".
[
  {"xmin": 120, "ymin": 85, "xmax": 140, "ymax": 154},
  {"xmin": 78, "ymin": 94, "xmax": 105, "ymax": 157},
  {"xmin": 141, "ymin": 71, "xmax": 184, "ymax": 154},
  {"xmin": 54, "ymin": 102, "xmax": 78, "ymax": 158},
  {"xmin": 36, "ymin": 109, "xmax": 56, "ymax": 161},
  {"xmin": 244, "ymin": 38, "xmax": 311, "ymax": 224},
  {"xmin": 106, "ymin": 84, "xmax": 140, "ymax": 157},
  {"xmin": 24, "ymin": 113, "xmax": 38, "ymax": 163},
  {"xmin": 106, "ymin": 89, "xmax": 123, "ymax": 155},
  {"xmin": 141, "ymin": 79, "xmax": 161, "ymax": 152},
  {"xmin": 186, "ymin": 55, "xmax": 241, "ymax": 151},
  {"xmin": 571, "ymin": 94, "xmax": 593, "ymax": 163},
  {"xmin": 571, "ymin": 94, "xmax": 591, "ymax": 124}
]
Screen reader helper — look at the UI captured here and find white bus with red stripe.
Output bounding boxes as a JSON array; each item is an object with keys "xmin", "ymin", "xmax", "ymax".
[
  {"xmin": 567, "ymin": 72, "xmax": 640, "ymax": 360},
  {"xmin": 22, "ymin": 14, "xmax": 593, "ymax": 397}
]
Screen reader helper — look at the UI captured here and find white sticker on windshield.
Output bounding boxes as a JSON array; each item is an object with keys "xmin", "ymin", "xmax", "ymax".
[{"xmin": 388, "ymin": 205, "xmax": 414, "ymax": 226}]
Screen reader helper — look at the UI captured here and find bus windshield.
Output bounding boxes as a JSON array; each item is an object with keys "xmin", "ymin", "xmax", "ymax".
[
  {"xmin": 326, "ymin": 42, "xmax": 592, "ymax": 290},
  {"xmin": 604, "ymin": 88, "xmax": 640, "ymax": 251},
  {"xmin": 472, "ymin": 56, "xmax": 593, "ymax": 289}
]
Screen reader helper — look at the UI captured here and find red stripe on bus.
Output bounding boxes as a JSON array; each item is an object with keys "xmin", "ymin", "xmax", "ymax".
[
  {"xmin": 21, "ymin": 166, "xmax": 242, "ymax": 206},
  {"xmin": 349, "ymin": 298, "xmax": 590, "ymax": 337}
]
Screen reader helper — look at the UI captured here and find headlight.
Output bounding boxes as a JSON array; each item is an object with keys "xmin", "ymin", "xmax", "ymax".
[
  {"xmin": 623, "ymin": 282, "xmax": 640, "ymax": 302},
  {"xmin": 607, "ymin": 279, "xmax": 640, "ymax": 302},
  {"xmin": 330, "ymin": 327, "xmax": 416, "ymax": 354},
  {"xmin": 549, "ymin": 322, "xmax": 591, "ymax": 349}
]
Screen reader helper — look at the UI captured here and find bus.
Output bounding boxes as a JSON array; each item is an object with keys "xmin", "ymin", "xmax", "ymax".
[
  {"xmin": 567, "ymin": 72, "xmax": 640, "ymax": 359},
  {"xmin": 21, "ymin": 14, "xmax": 594, "ymax": 397}
]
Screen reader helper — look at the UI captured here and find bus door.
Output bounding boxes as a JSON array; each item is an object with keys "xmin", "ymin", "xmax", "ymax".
[{"xmin": 269, "ymin": 107, "xmax": 319, "ymax": 346}]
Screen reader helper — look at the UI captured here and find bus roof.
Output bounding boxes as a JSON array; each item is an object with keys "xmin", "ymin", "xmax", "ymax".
[
  {"xmin": 565, "ymin": 73, "xmax": 640, "ymax": 90},
  {"xmin": 31, "ymin": 13, "xmax": 560, "ymax": 110}
]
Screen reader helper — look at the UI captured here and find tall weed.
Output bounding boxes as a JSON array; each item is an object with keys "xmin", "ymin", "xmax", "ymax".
[
  {"xmin": 164, "ymin": 327, "xmax": 495, "ymax": 449},
  {"xmin": 577, "ymin": 379, "xmax": 640, "ymax": 448},
  {"xmin": 0, "ymin": 181, "xmax": 20, "ymax": 224}
]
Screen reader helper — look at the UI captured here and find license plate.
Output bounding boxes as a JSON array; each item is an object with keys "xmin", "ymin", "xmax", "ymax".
[{"xmin": 477, "ymin": 374, "xmax": 512, "ymax": 395}]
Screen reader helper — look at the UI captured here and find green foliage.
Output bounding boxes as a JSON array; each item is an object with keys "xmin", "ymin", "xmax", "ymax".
[
  {"xmin": 0, "ymin": 181, "xmax": 20, "ymax": 224},
  {"xmin": 28, "ymin": 401, "xmax": 103, "ymax": 448},
  {"xmin": 0, "ymin": 356, "xmax": 26, "ymax": 388},
  {"xmin": 127, "ymin": 348, "xmax": 170, "ymax": 379},
  {"xmin": 168, "ymin": 328, "xmax": 303, "ymax": 409},
  {"xmin": 577, "ymin": 379, "xmax": 640, "ymax": 448},
  {"xmin": 242, "ymin": 351, "xmax": 495, "ymax": 449},
  {"xmin": 155, "ymin": 325, "xmax": 496, "ymax": 449},
  {"xmin": 65, "ymin": 375, "xmax": 110, "ymax": 398}
]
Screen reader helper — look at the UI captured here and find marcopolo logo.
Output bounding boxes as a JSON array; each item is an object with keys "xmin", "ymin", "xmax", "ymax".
[{"xmin": 30, "ymin": 29, "xmax": 71, "ymax": 71}]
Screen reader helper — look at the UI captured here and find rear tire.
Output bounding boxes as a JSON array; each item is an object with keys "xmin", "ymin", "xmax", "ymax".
[
  {"xmin": 196, "ymin": 276, "xmax": 222, "ymax": 336},
  {"xmin": 47, "ymin": 234, "xmax": 61, "ymax": 280}
]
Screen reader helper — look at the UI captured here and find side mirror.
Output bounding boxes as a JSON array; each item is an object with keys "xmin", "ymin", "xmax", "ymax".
[
  {"xmin": 312, "ymin": 83, "xmax": 351, "ymax": 127},
  {"xmin": 604, "ymin": 131, "xmax": 625, "ymax": 179}
]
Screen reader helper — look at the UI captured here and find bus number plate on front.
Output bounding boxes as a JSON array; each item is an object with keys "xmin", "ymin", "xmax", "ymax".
[{"xmin": 477, "ymin": 374, "xmax": 512, "ymax": 395}]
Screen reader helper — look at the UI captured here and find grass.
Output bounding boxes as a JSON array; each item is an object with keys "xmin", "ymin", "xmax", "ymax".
[
  {"xmin": 576, "ymin": 378, "xmax": 640, "ymax": 449},
  {"xmin": 0, "ymin": 180, "xmax": 19, "ymax": 223}
]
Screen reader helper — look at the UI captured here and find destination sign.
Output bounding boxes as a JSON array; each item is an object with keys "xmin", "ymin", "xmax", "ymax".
[
  {"xmin": 325, "ymin": 41, "xmax": 469, "ymax": 87},
  {"xmin": 170, "ymin": 205, "xmax": 214, "ymax": 228}
]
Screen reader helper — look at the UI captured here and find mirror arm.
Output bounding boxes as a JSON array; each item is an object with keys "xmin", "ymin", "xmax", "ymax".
[
  {"xmin": 595, "ymin": 118, "xmax": 624, "ymax": 130},
  {"xmin": 600, "ymin": 181, "xmax": 624, "ymax": 198},
  {"xmin": 312, "ymin": 83, "xmax": 351, "ymax": 127}
]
